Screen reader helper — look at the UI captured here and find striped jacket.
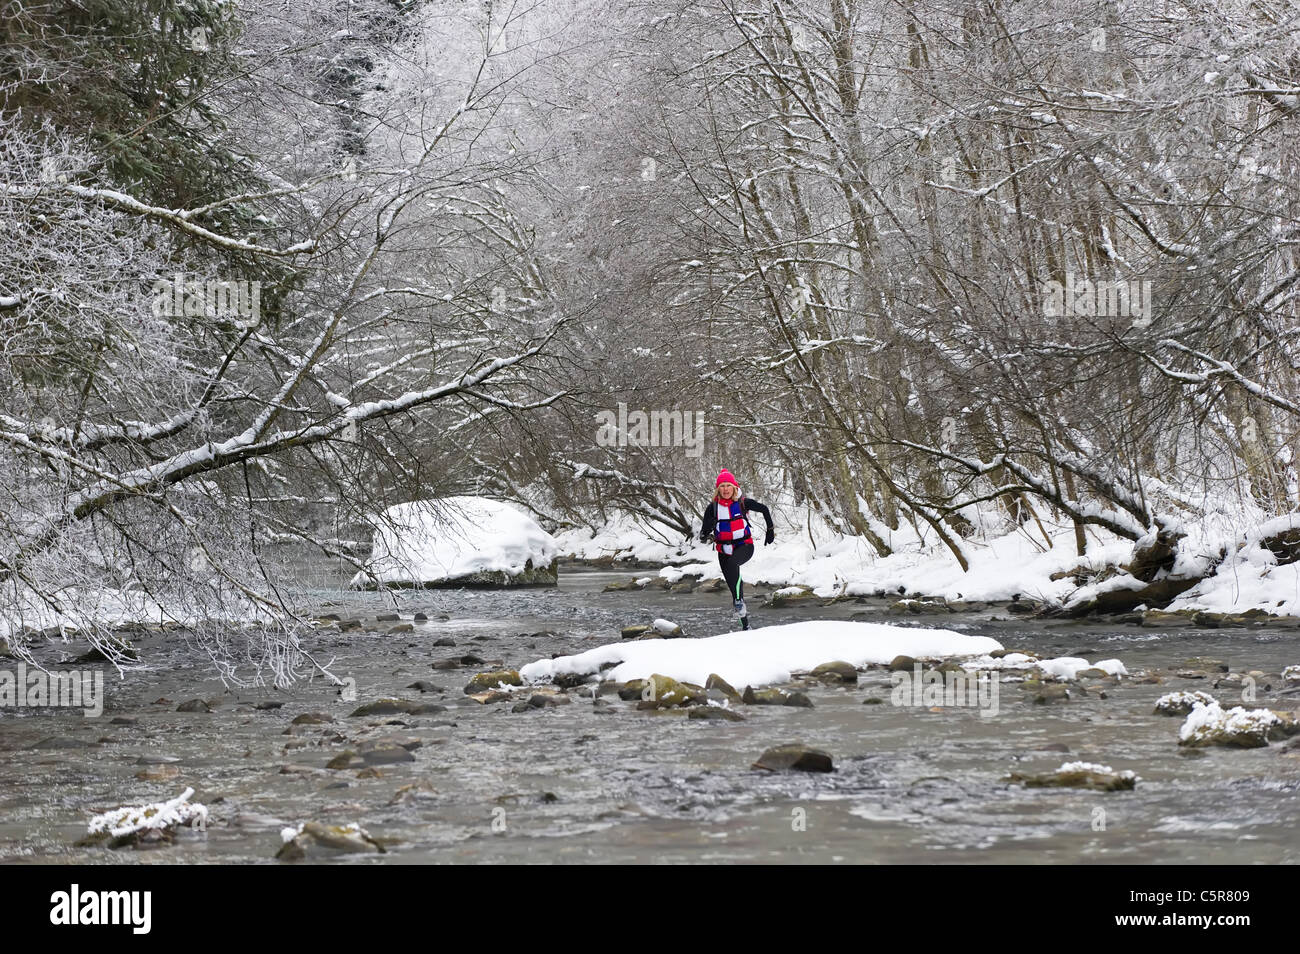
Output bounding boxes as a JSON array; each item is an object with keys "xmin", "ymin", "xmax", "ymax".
[{"xmin": 699, "ymin": 497, "xmax": 774, "ymax": 553}]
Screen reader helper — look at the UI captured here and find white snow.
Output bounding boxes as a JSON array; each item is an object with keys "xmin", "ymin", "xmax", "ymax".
[
  {"xmin": 1178, "ymin": 701, "xmax": 1281, "ymax": 743},
  {"xmin": 1057, "ymin": 761, "xmax": 1136, "ymax": 781},
  {"xmin": 556, "ymin": 514, "xmax": 1136, "ymax": 607},
  {"xmin": 960, "ymin": 652, "xmax": 1126, "ymax": 680},
  {"xmin": 1035, "ymin": 656, "xmax": 1128, "ymax": 680},
  {"xmin": 556, "ymin": 503, "xmax": 1300, "ymax": 620},
  {"xmin": 519, "ymin": 619, "xmax": 1002, "ymax": 688},
  {"xmin": 1155, "ymin": 690, "xmax": 1217, "ymax": 713},
  {"xmin": 88, "ymin": 787, "xmax": 208, "ymax": 839},
  {"xmin": 352, "ymin": 496, "xmax": 557, "ymax": 587}
]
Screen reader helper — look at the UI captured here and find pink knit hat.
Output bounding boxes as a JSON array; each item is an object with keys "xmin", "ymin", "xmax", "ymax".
[{"xmin": 715, "ymin": 469, "xmax": 738, "ymax": 488}]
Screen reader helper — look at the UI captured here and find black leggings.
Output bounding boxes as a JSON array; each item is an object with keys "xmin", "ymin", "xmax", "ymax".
[{"xmin": 717, "ymin": 543, "xmax": 754, "ymax": 602}]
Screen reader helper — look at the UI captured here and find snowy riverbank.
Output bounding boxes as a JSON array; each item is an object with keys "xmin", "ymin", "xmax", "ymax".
[{"xmin": 555, "ymin": 511, "xmax": 1300, "ymax": 620}]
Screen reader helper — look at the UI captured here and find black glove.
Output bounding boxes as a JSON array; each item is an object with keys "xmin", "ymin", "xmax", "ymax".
[
  {"xmin": 699, "ymin": 531, "xmax": 712, "ymax": 544},
  {"xmin": 764, "ymin": 528, "xmax": 775, "ymax": 545}
]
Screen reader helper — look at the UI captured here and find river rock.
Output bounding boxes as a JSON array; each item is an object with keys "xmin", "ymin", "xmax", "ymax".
[
  {"xmin": 810, "ymin": 660, "xmax": 858, "ymax": 683},
  {"xmin": 617, "ymin": 679, "xmax": 648, "ymax": 701},
  {"xmin": 377, "ymin": 613, "xmax": 400, "ymax": 622},
  {"xmin": 524, "ymin": 690, "xmax": 572, "ymax": 709},
  {"xmin": 768, "ymin": 586, "xmax": 816, "ymax": 608},
  {"xmin": 348, "ymin": 698, "xmax": 412, "ymax": 716},
  {"xmin": 72, "ymin": 641, "xmax": 140, "ymax": 663},
  {"xmin": 135, "ymin": 764, "xmax": 181, "ymax": 781},
  {"xmin": 406, "ymin": 681, "xmax": 442, "ymax": 693},
  {"xmin": 387, "ymin": 623, "xmax": 414, "ymax": 634},
  {"xmin": 1075, "ymin": 667, "xmax": 1115, "ymax": 680},
  {"xmin": 176, "ymin": 699, "xmax": 212, "ymax": 713},
  {"xmin": 1008, "ymin": 761, "xmax": 1137, "ymax": 791},
  {"xmin": 705, "ymin": 673, "xmax": 742, "ymax": 703},
  {"xmin": 889, "ymin": 598, "xmax": 949, "ymax": 615},
  {"xmin": 752, "ymin": 744, "xmax": 833, "ymax": 772},
  {"xmin": 688, "ymin": 706, "xmax": 745, "ymax": 722},
  {"xmin": 291, "ymin": 712, "xmax": 334, "ymax": 725},
  {"xmin": 356, "ymin": 740, "xmax": 417, "ymax": 766},
  {"xmin": 1153, "ymin": 690, "xmax": 1217, "ymax": 716},
  {"xmin": 1178, "ymin": 702, "xmax": 1299, "ymax": 748},
  {"xmin": 990, "ymin": 648, "xmax": 1040, "ymax": 660},
  {"xmin": 636, "ymin": 673, "xmax": 707, "ymax": 709},
  {"xmin": 742, "ymin": 686, "xmax": 814, "ymax": 707},
  {"xmin": 1031, "ymin": 685, "xmax": 1071, "ymax": 704},
  {"xmin": 326, "ymin": 750, "xmax": 364, "ymax": 769},
  {"xmin": 463, "ymin": 670, "xmax": 523, "ymax": 693},
  {"xmin": 433, "ymin": 637, "xmax": 456, "ymax": 647},
  {"xmin": 553, "ymin": 672, "xmax": 591, "ymax": 690},
  {"xmin": 279, "ymin": 763, "xmax": 327, "ymax": 775},
  {"xmin": 621, "ymin": 624, "xmax": 655, "ymax": 640},
  {"xmin": 889, "ymin": 655, "xmax": 917, "ymax": 672},
  {"xmin": 349, "ymin": 699, "xmax": 446, "ymax": 717},
  {"xmin": 276, "ymin": 822, "xmax": 385, "ymax": 860},
  {"xmin": 467, "ymin": 689, "xmax": 514, "ymax": 704}
]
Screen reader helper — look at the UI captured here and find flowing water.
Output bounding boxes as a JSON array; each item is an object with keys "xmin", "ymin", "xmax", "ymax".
[{"xmin": 2, "ymin": 564, "xmax": 1298, "ymax": 864}]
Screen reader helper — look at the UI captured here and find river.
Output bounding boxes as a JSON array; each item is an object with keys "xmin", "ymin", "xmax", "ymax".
[{"xmin": 1, "ymin": 564, "xmax": 1297, "ymax": 863}]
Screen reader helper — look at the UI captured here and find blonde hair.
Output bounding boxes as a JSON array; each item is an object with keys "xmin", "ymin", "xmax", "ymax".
[{"xmin": 713, "ymin": 482, "xmax": 741, "ymax": 503}]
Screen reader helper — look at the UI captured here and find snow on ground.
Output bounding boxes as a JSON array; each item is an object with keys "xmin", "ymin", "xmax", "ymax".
[
  {"xmin": 558, "ymin": 512, "xmax": 1134, "ymax": 603},
  {"xmin": 1166, "ymin": 539, "xmax": 1300, "ymax": 616},
  {"xmin": 1034, "ymin": 656, "xmax": 1128, "ymax": 679},
  {"xmin": 960, "ymin": 652, "xmax": 1127, "ymax": 680},
  {"xmin": 558, "ymin": 505, "xmax": 1300, "ymax": 616},
  {"xmin": 519, "ymin": 619, "xmax": 1002, "ymax": 688},
  {"xmin": 0, "ymin": 586, "xmax": 183, "ymax": 642},
  {"xmin": 353, "ymin": 496, "xmax": 557, "ymax": 587}
]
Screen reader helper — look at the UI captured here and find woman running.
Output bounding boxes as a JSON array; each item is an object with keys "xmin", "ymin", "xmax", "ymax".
[{"xmin": 698, "ymin": 469, "xmax": 774, "ymax": 629}]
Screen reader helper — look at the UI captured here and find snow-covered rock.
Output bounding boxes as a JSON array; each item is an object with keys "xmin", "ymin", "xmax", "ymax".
[
  {"xmin": 1177, "ymin": 701, "xmax": 1297, "ymax": 748},
  {"xmin": 84, "ymin": 787, "xmax": 208, "ymax": 848},
  {"xmin": 276, "ymin": 821, "xmax": 384, "ymax": 860},
  {"xmin": 520, "ymin": 619, "xmax": 1001, "ymax": 689},
  {"xmin": 1009, "ymin": 761, "xmax": 1137, "ymax": 791},
  {"xmin": 1154, "ymin": 690, "xmax": 1217, "ymax": 716},
  {"xmin": 351, "ymin": 497, "xmax": 557, "ymax": 589}
]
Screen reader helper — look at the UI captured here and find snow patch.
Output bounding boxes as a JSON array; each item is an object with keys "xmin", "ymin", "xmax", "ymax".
[
  {"xmin": 352, "ymin": 497, "xmax": 556, "ymax": 587},
  {"xmin": 519, "ymin": 619, "xmax": 1001, "ymax": 689}
]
